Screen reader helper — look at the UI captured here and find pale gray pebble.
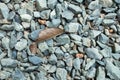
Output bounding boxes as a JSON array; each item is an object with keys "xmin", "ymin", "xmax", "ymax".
[
  {"xmin": 28, "ymin": 56, "xmax": 43, "ymax": 65},
  {"xmin": 15, "ymin": 39, "xmax": 27, "ymax": 51},
  {"xmin": 56, "ymin": 68, "xmax": 67, "ymax": 80},
  {"xmin": 51, "ymin": 19, "xmax": 61, "ymax": 27},
  {"xmin": 103, "ymin": 19, "xmax": 115, "ymax": 25},
  {"xmin": 48, "ymin": 0, "xmax": 57, "ymax": 9},
  {"xmin": 99, "ymin": 33, "xmax": 109, "ymax": 44},
  {"xmin": 0, "ymin": 52, "xmax": 7, "ymax": 61},
  {"xmin": 0, "ymin": 30, "xmax": 6, "ymax": 39},
  {"xmin": 74, "ymin": 0, "xmax": 83, "ymax": 3},
  {"xmin": 57, "ymin": 60, "xmax": 65, "ymax": 68},
  {"xmin": 2, "ymin": 37, "xmax": 10, "ymax": 49},
  {"xmin": 8, "ymin": 11, "xmax": 16, "ymax": 20},
  {"xmin": 89, "ymin": 30, "xmax": 101, "ymax": 38},
  {"xmin": 68, "ymin": 3, "xmax": 82, "ymax": 14},
  {"xmin": 86, "ymin": 67, "xmax": 96, "ymax": 78},
  {"xmin": 110, "ymin": 25, "xmax": 117, "ymax": 32},
  {"xmin": 100, "ymin": 47, "xmax": 112, "ymax": 58},
  {"xmin": 0, "ymin": 2, "xmax": 9, "ymax": 19},
  {"xmin": 88, "ymin": 0, "xmax": 99, "ymax": 10},
  {"xmin": 56, "ymin": 34, "xmax": 70, "ymax": 45},
  {"xmin": 85, "ymin": 59, "xmax": 95, "ymax": 70},
  {"xmin": 70, "ymin": 34, "xmax": 81, "ymax": 41},
  {"xmin": 46, "ymin": 39, "xmax": 54, "ymax": 47},
  {"xmin": 65, "ymin": 23, "xmax": 79, "ymax": 33},
  {"xmin": 50, "ymin": 9, "xmax": 56, "ymax": 19},
  {"xmin": 105, "ymin": 13, "xmax": 117, "ymax": 19},
  {"xmin": 14, "ymin": 4, "xmax": 20, "ymax": 10},
  {"xmin": 38, "ymin": 42, "xmax": 49, "ymax": 52},
  {"xmin": 35, "ymin": 71, "xmax": 47, "ymax": 80},
  {"xmin": 55, "ymin": 47, "xmax": 64, "ymax": 59},
  {"xmin": 1, "ymin": 58, "xmax": 18, "ymax": 67},
  {"xmin": 62, "ymin": 10, "xmax": 74, "ymax": 21},
  {"xmin": 40, "ymin": 10, "xmax": 51, "ymax": 19},
  {"xmin": 96, "ymin": 67, "xmax": 105, "ymax": 80},
  {"xmin": 105, "ymin": 59, "xmax": 120, "ymax": 80},
  {"xmin": 85, "ymin": 48, "xmax": 103, "ymax": 60},
  {"xmin": 12, "ymin": 68, "xmax": 25, "ymax": 80},
  {"xmin": 112, "ymin": 53, "xmax": 120, "ymax": 60},
  {"xmin": 20, "ymin": 14, "xmax": 32, "ymax": 22},
  {"xmin": 1, "ymin": 0, "xmax": 10, "ymax": 3},
  {"xmin": 33, "ymin": 11, "xmax": 40, "ymax": 18},
  {"xmin": 48, "ymin": 53, "xmax": 57, "ymax": 65},
  {"xmin": 113, "ymin": 43, "xmax": 120, "ymax": 53},
  {"xmin": 115, "ymin": 0, "xmax": 120, "ymax": 4},
  {"xmin": 48, "ymin": 65, "xmax": 56, "ymax": 73},
  {"xmin": 36, "ymin": 0, "xmax": 47, "ymax": 11},
  {"xmin": 0, "ymin": 71, "xmax": 11, "ymax": 79},
  {"xmin": 73, "ymin": 58, "xmax": 82, "ymax": 70},
  {"xmin": 82, "ymin": 37, "xmax": 91, "ymax": 47},
  {"xmin": 56, "ymin": 3, "xmax": 62, "ymax": 17},
  {"xmin": 21, "ymin": 22, "xmax": 30, "ymax": 29},
  {"xmin": 0, "ymin": 24, "xmax": 14, "ymax": 30},
  {"xmin": 103, "ymin": 8, "xmax": 116, "ymax": 13},
  {"xmin": 13, "ymin": 22, "xmax": 24, "ymax": 31},
  {"xmin": 25, "ymin": 66, "xmax": 38, "ymax": 72}
]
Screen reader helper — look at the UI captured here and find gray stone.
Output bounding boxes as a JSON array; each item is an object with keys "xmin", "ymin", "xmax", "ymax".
[
  {"xmin": 1, "ymin": 0, "xmax": 10, "ymax": 3},
  {"xmin": 56, "ymin": 68, "xmax": 67, "ymax": 80},
  {"xmin": 25, "ymin": 66, "xmax": 38, "ymax": 72},
  {"xmin": 96, "ymin": 67, "xmax": 105, "ymax": 80},
  {"xmin": 105, "ymin": 13, "xmax": 117, "ymax": 19},
  {"xmin": 0, "ymin": 3, "xmax": 9, "ymax": 19},
  {"xmin": 1, "ymin": 58, "xmax": 17, "ymax": 67},
  {"xmin": 48, "ymin": 65, "xmax": 56, "ymax": 73},
  {"xmin": 51, "ymin": 19, "xmax": 61, "ymax": 27},
  {"xmin": 38, "ymin": 42, "xmax": 49, "ymax": 52},
  {"xmin": 100, "ymin": 47, "xmax": 112, "ymax": 58},
  {"xmin": 88, "ymin": 1, "xmax": 99, "ymax": 10},
  {"xmin": 48, "ymin": 54, "xmax": 57, "ymax": 65},
  {"xmin": 55, "ymin": 47, "xmax": 64, "ymax": 59},
  {"xmin": 65, "ymin": 23, "xmax": 79, "ymax": 33},
  {"xmin": 99, "ymin": 0, "xmax": 113, "ymax": 7},
  {"xmin": 0, "ymin": 71, "xmax": 11, "ymax": 79},
  {"xmin": 15, "ymin": 39, "xmax": 27, "ymax": 51},
  {"xmin": 8, "ymin": 11, "xmax": 16, "ymax": 20},
  {"xmin": 85, "ymin": 59, "xmax": 95, "ymax": 70},
  {"xmin": 12, "ymin": 68, "xmax": 25, "ymax": 80},
  {"xmin": 73, "ymin": 58, "xmax": 81, "ymax": 70},
  {"xmin": 112, "ymin": 54, "xmax": 120, "ymax": 60},
  {"xmin": 75, "ymin": 0, "xmax": 83, "ymax": 3},
  {"xmin": 105, "ymin": 59, "xmax": 120, "ymax": 80},
  {"xmin": 86, "ymin": 67, "xmax": 96, "ymax": 78},
  {"xmin": 85, "ymin": 48, "xmax": 103, "ymax": 60},
  {"xmin": 70, "ymin": 34, "xmax": 81, "ymax": 41},
  {"xmin": 22, "ymin": 22, "xmax": 30, "ymax": 29},
  {"xmin": 48, "ymin": 0, "xmax": 57, "ymax": 9},
  {"xmin": 40, "ymin": 10, "xmax": 51, "ymax": 19},
  {"xmin": 0, "ymin": 52, "xmax": 7, "ymax": 60},
  {"xmin": 46, "ymin": 39, "xmax": 54, "ymax": 47},
  {"xmin": 115, "ymin": 0, "xmax": 120, "ymax": 4},
  {"xmin": 114, "ymin": 43, "xmax": 120, "ymax": 53},
  {"xmin": 99, "ymin": 33, "xmax": 109, "ymax": 44},
  {"xmin": 82, "ymin": 37, "xmax": 91, "ymax": 47},
  {"xmin": 29, "ymin": 29, "xmax": 41, "ymax": 41},
  {"xmin": 68, "ymin": 4, "xmax": 82, "ymax": 14},
  {"xmin": 36, "ymin": 0, "xmax": 47, "ymax": 11},
  {"xmin": 33, "ymin": 11, "xmax": 40, "ymax": 18},
  {"xmin": 56, "ymin": 34, "xmax": 70, "ymax": 45},
  {"xmin": 28, "ymin": 56, "xmax": 43, "ymax": 65},
  {"xmin": 13, "ymin": 22, "xmax": 24, "ymax": 31},
  {"xmin": 89, "ymin": 30, "xmax": 101, "ymax": 38},
  {"xmin": 0, "ymin": 24, "xmax": 14, "ymax": 30},
  {"xmin": 50, "ymin": 9, "xmax": 56, "ymax": 19},
  {"xmin": 0, "ymin": 30, "xmax": 6, "ymax": 39},
  {"xmin": 20, "ymin": 14, "xmax": 32, "ymax": 22},
  {"xmin": 57, "ymin": 60, "xmax": 65, "ymax": 68},
  {"xmin": 2, "ymin": 37, "xmax": 10, "ymax": 49},
  {"xmin": 62, "ymin": 10, "xmax": 74, "ymax": 21},
  {"xmin": 56, "ymin": 3, "xmax": 62, "ymax": 17},
  {"xmin": 103, "ymin": 19, "xmax": 115, "ymax": 25}
]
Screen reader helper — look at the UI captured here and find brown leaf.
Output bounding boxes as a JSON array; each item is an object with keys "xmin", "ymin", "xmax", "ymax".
[
  {"xmin": 76, "ymin": 53, "xmax": 84, "ymax": 58},
  {"xmin": 36, "ymin": 28, "xmax": 64, "ymax": 42},
  {"xmin": 29, "ymin": 42, "xmax": 37, "ymax": 54},
  {"xmin": 38, "ymin": 19, "xmax": 46, "ymax": 25}
]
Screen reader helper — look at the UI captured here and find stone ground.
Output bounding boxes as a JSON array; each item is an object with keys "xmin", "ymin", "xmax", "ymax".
[{"xmin": 0, "ymin": 0, "xmax": 120, "ymax": 80}]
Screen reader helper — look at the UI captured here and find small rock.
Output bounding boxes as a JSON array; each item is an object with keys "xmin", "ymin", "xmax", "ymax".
[
  {"xmin": 85, "ymin": 48, "xmax": 103, "ymax": 60},
  {"xmin": 103, "ymin": 19, "xmax": 115, "ymax": 25},
  {"xmin": 40, "ymin": 10, "xmax": 51, "ymax": 20},
  {"xmin": 22, "ymin": 22, "xmax": 30, "ymax": 29},
  {"xmin": 74, "ymin": 0, "xmax": 83, "ymax": 3},
  {"xmin": 85, "ymin": 59, "xmax": 95, "ymax": 70},
  {"xmin": 50, "ymin": 9, "xmax": 56, "ymax": 19},
  {"xmin": 115, "ymin": 0, "xmax": 120, "ymax": 4},
  {"xmin": 70, "ymin": 34, "xmax": 81, "ymax": 41},
  {"xmin": 68, "ymin": 3, "xmax": 82, "ymax": 14},
  {"xmin": 86, "ymin": 67, "xmax": 96, "ymax": 78},
  {"xmin": 8, "ymin": 11, "xmax": 16, "ymax": 20},
  {"xmin": 100, "ymin": 47, "xmax": 111, "ymax": 58},
  {"xmin": 65, "ymin": 23, "xmax": 79, "ymax": 33},
  {"xmin": 48, "ymin": 0, "xmax": 57, "ymax": 9},
  {"xmin": 25, "ymin": 66, "xmax": 38, "ymax": 72},
  {"xmin": 13, "ymin": 22, "xmax": 24, "ymax": 31},
  {"xmin": 2, "ymin": 37, "xmax": 10, "ymax": 49},
  {"xmin": 57, "ymin": 60, "xmax": 65, "ymax": 68},
  {"xmin": 48, "ymin": 54, "xmax": 57, "ymax": 65},
  {"xmin": 73, "ymin": 58, "xmax": 82, "ymax": 70},
  {"xmin": 96, "ymin": 67, "xmax": 105, "ymax": 80},
  {"xmin": 48, "ymin": 65, "xmax": 56, "ymax": 73},
  {"xmin": 28, "ymin": 56, "xmax": 43, "ymax": 65},
  {"xmin": 55, "ymin": 47, "xmax": 64, "ymax": 59},
  {"xmin": 36, "ymin": 0, "xmax": 47, "ymax": 11},
  {"xmin": 99, "ymin": 0, "xmax": 113, "ymax": 7},
  {"xmin": 88, "ymin": 0, "xmax": 99, "ymax": 10},
  {"xmin": 89, "ymin": 30, "xmax": 101, "ymax": 38},
  {"xmin": 33, "ymin": 11, "xmax": 40, "ymax": 18},
  {"xmin": 99, "ymin": 33, "xmax": 109, "ymax": 44},
  {"xmin": 0, "ymin": 30, "xmax": 6, "ymax": 39},
  {"xmin": 15, "ymin": 39, "xmax": 27, "ymax": 51},
  {"xmin": 0, "ymin": 24, "xmax": 14, "ymax": 30},
  {"xmin": 62, "ymin": 10, "xmax": 74, "ymax": 21},
  {"xmin": 113, "ymin": 43, "xmax": 120, "ymax": 53},
  {"xmin": 1, "ymin": 58, "xmax": 17, "ymax": 67},
  {"xmin": 0, "ymin": 71, "xmax": 11, "ymax": 79},
  {"xmin": 56, "ymin": 68, "xmax": 67, "ymax": 80},
  {"xmin": 38, "ymin": 42, "xmax": 49, "ymax": 52},
  {"xmin": 56, "ymin": 34, "xmax": 70, "ymax": 45},
  {"xmin": 82, "ymin": 37, "xmax": 91, "ymax": 47},
  {"xmin": 51, "ymin": 19, "xmax": 61, "ymax": 27},
  {"xmin": 105, "ymin": 13, "xmax": 117, "ymax": 19},
  {"xmin": 20, "ymin": 14, "xmax": 32, "ymax": 22}
]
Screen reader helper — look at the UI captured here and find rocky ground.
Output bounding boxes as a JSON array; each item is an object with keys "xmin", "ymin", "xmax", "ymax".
[{"xmin": 0, "ymin": 0, "xmax": 120, "ymax": 80}]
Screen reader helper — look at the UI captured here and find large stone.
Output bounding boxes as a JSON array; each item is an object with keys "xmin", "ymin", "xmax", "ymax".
[
  {"xmin": 0, "ymin": 24, "xmax": 14, "ymax": 31},
  {"xmin": 0, "ymin": 71, "xmax": 11, "ymax": 79},
  {"xmin": 48, "ymin": 0, "xmax": 57, "ymax": 9},
  {"xmin": 103, "ymin": 19, "xmax": 115, "ymax": 25},
  {"xmin": 36, "ymin": 0, "xmax": 47, "ymax": 11},
  {"xmin": 62, "ymin": 10, "xmax": 74, "ymax": 21}
]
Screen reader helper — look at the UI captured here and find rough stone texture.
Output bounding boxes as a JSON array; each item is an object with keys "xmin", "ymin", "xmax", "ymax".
[
  {"xmin": 36, "ymin": 0, "xmax": 47, "ymax": 11},
  {"xmin": 56, "ymin": 68, "xmax": 67, "ymax": 80}
]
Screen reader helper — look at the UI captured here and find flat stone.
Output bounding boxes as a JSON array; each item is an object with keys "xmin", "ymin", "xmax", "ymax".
[
  {"xmin": 105, "ymin": 13, "xmax": 117, "ymax": 19},
  {"xmin": 89, "ymin": 30, "xmax": 101, "ymax": 38},
  {"xmin": 65, "ymin": 23, "xmax": 79, "ymax": 33},
  {"xmin": 33, "ymin": 11, "xmax": 40, "ymax": 18},
  {"xmin": 0, "ymin": 71, "xmax": 11, "ymax": 79},
  {"xmin": 36, "ymin": 0, "xmax": 47, "ymax": 11},
  {"xmin": 8, "ymin": 11, "xmax": 16, "ymax": 20},
  {"xmin": 113, "ymin": 43, "xmax": 120, "ymax": 53},
  {"xmin": 75, "ymin": 0, "xmax": 83, "ymax": 3},
  {"xmin": 22, "ymin": 22, "xmax": 30, "ymax": 29},
  {"xmin": 2, "ymin": 37, "xmax": 10, "ymax": 49},
  {"xmin": 13, "ymin": 22, "xmax": 24, "ymax": 31},
  {"xmin": 20, "ymin": 14, "xmax": 32, "ymax": 22},
  {"xmin": 56, "ymin": 68, "xmax": 67, "ymax": 80},
  {"xmin": 56, "ymin": 34, "xmax": 70, "ymax": 45},
  {"xmin": 103, "ymin": 19, "xmax": 115, "ymax": 25},
  {"xmin": 68, "ymin": 4, "xmax": 82, "ymax": 14},
  {"xmin": 48, "ymin": 54, "xmax": 57, "ymax": 65},
  {"xmin": 51, "ymin": 19, "xmax": 61, "ymax": 27},
  {"xmin": 56, "ymin": 3, "xmax": 62, "ymax": 17},
  {"xmin": 28, "ymin": 56, "xmax": 43, "ymax": 65},
  {"xmin": 57, "ymin": 60, "xmax": 65, "ymax": 68},
  {"xmin": 0, "ymin": 3, "xmax": 9, "ymax": 19},
  {"xmin": 48, "ymin": 0, "xmax": 57, "ymax": 9},
  {"xmin": 85, "ymin": 59, "xmax": 95, "ymax": 70},
  {"xmin": 70, "ymin": 34, "xmax": 81, "ymax": 41},
  {"xmin": 96, "ymin": 67, "xmax": 105, "ymax": 80},
  {"xmin": 40, "ymin": 10, "xmax": 51, "ymax": 19},
  {"xmin": 73, "ymin": 58, "xmax": 82, "ymax": 70},
  {"xmin": 85, "ymin": 48, "xmax": 103, "ymax": 60},
  {"xmin": 38, "ymin": 42, "xmax": 49, "ymax": 52},
  {"xmin": 62, "ymin": 10, "xmax": 74, "ymax": 21},
  {"xmin": 1, "ymin": 58, "xmax": 17, "ymax": 67},
  {"xmin": 0, "ymin": 30, "xmax": 6, "ymax": 39},
  {"xmin": 15, "ymin": 39, "xmax": 27, "ymax": 51},
  {"xmin": 100, "ymin": 47, "xmax": 112, "ymax": 58},
  {"xmin": 88, "ymin": 1, "xmax": 99, "ymax": 10},
  {"xmin": 86, "ymin": 67, "xmax": 96, "ymax": 78},
  {"xmin": 25, "ymin": 66, "xmax": 38, "ymax": 72},
  {"xmin": 99, "ymin": 33, "xmax": 109, "ymax": 44},
  {"xmin": 50, "ymin": 9, "xmax": 56, "ymax": 19},
  {"xmin": 99, "ymin": 0, "xmax": 113, "ymax": 7},
  {"xmin": 82, "ymin": 37, "xmax": 91, "ymax": 47},
  {"xmin": 0, "ymin": 24, "xmax": 14, "ymax": 30}
]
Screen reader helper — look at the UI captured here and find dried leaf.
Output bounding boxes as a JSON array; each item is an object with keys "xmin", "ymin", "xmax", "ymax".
[
  {"xmin": 36, "ymin": 28, "xmax": 64, "ymax": 42},
  {"xmin": 38, "ymin": 19, "xmax": 46, "ymax": 25},
  {"xmin": 29, "ymin": 42, "xmax": 37, "ymax": 54},
  {"xmin": 76, "ymin": 53, "xmax": 84, "ymax": 58}
]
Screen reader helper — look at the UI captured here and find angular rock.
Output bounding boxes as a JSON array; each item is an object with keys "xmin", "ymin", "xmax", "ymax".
[
  {"xmin": 85, "ymin": 59, "xmax": 95, "ymax": 70},
  {"xmin": 103, "ymin": 19, "xmax": 115, "ymax": 25},
  {"xmin": 70, "ymin": 34, "xmax": 81, "ymax": 41},
  {"xmin": 65, "ymin": 23, "xmax": 79, "ymax": 33},
  {"xmin": 13, "ymin": 22, "xmax": 24, "ymax": 31},
  {"xmin": 48, "ymin": 54, "xmax": 57, "ymax": 65},
  {"xmin": 75, "ymin": 0, "xmax": 83, "ymax": 3},
  {"xmin": 88, "ymin": 1, "xmax": 99, "ymax": 10},
  {"xmin": 96, "ymin": 67, "xmax": 105, "ymax": 80},
  {"xmin": 56, "ymin": 68, "xmax": 67, "ymax": 80},
  {"xmin": 86, "ymin": 67, "xmax": 96, "ymax": 78},
  {"xmin": 2, "ymin": 37, "xmax": 10, "ymax": 49},
  {"xmin": 73, "ymin": 58, "xmax": 81, "ymax": 70},
  {"xmin": 56, "ymin": 34, "xmax": 70, "ymax": 45},
  {"xmin": 85, "ymin": 48, "xmax": 103, "ymax": 60},
  {"xmin": 82, "ymin": 37, "xmax": 91, "ymax": 47},
  {"xmin": 36, "ymin": 0, "xmax": 47, "ymax": 11},
  {"xmin": 68, "ymin": 4, "xmax": 82, "ymax": 14},
  {"xmin": 48, "ymin": 65, "xmax": 56, "ymax": 73},
  {"xmin": 38, "ymin": 42, "xmax": 49, "ymax": 52},
  {"xmin": 89, "ymin": 30, "xmax": 101, "ymax": 38},
  {"xmin": 1, "ymin": 58, "xmax": 17, "ymax": 67},
  {"xmin": 50, "ymin": 9, "xmax": 56, "ymax": 19},
  {"xmin": 99, "ymin": 33, "xmax": 109, "ymax": 44},
  {"xmin": 28, "ymin": 56, "xmax": 43, "ymax": 65},
  {"xmin": 33, "ymin": 11, "xmax": 40, "ymax": 18},
  {"xmin": 22, "ymin": 22, "xmax": 30, "ymax": 29},
  {"xmin": 113, "ymin": 43, "xmax": 120, "ymax": 53},
  {"xmin": 55, "ymin": 47, "xmax": 64, "ymax": 59},
  {"xmin": 0, "ymin": 24, "xmax": 14, "ymax": 30},
  {"xmin": 115, "ymin": 0, "xmax": 120, "ymax": 4},
  {"xmin": 48, "ymin": 0, "xmax": 57, "ymax": 9},
  {"xmin": 15, "ymin": 39, "xmax": 27, "ymax": 51},
  {"xmin": 51, "ymin": 19, "xmax": 61, "ymax": 27},
  {"xmin": 105, "ymin": 13, "xmax": 117, "ymax": 19},
  {"xmin": 20, "ymin": 14, "xmax": 32, "ymax": 22},
  {"xmin": 57, "ymin": 60, "xmax": 65, "ymax": 68},
  {"xmin": 62, "ymin": 10, "xmax": 74, "ymax": 21},
  {"xmin": 40, "ymin": 10, "xmax": 51, "ymax": 19},
  {"xmin": 0, "ymin": 71, "xmax": 11, "ymax": 79}
]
